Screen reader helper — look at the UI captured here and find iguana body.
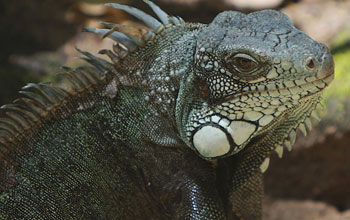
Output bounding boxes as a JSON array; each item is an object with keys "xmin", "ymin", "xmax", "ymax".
[{"xmin": 0, "ymin": 1, "xmax": 334, "ymax": 219}]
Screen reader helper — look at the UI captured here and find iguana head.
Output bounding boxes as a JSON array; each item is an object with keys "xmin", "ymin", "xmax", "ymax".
[{"xmin": 179, "ymin": 10, "xmax": 334, "ymax": 158}]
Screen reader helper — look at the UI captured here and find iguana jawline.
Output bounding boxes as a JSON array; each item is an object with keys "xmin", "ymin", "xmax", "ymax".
[{"xmin": 222, "ymin": 73, "xmax": 333, "ymax": 103}]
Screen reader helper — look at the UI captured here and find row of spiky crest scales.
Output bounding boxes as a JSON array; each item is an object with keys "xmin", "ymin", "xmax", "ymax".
[
  {"xmin": 0, "ymin": 0, "xmax": 187, "ymax": 188},
  {"xmin": 0, "ymin": 65, "xmax": 112, "ymax": 189}
]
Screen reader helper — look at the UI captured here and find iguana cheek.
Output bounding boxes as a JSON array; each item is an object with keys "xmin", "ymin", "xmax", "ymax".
[
  {"xmin": 193, "ymin": 125, "xmax": 230, "ymax": 157},
  {"xmin": 227, "ymin": 121, "xmax": 256, "ymax": 145},
  {"xmin": 192, "ymin": 120, "xmax": 257, "ymax": 158}
]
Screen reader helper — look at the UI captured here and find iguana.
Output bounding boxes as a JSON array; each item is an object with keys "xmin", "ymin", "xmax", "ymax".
[{"xmin": 0, "ymin": 1, "xmax": 334, "ymax": 219}]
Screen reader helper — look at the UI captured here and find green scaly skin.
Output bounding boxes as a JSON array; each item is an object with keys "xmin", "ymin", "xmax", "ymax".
[{"xmin": 0, "ymin": 2, "xmax": 334, "ymax": 219}]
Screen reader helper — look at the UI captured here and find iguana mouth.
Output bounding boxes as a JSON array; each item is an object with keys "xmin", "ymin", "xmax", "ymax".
[{"xmin": 222, "ymin": 73, "xmax": 334, "ymax": 103}]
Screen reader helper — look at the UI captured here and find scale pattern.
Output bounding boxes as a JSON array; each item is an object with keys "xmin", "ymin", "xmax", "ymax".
[{"xmin": 0, "ymin": 1, "xmax": 334, "ymax": 219}]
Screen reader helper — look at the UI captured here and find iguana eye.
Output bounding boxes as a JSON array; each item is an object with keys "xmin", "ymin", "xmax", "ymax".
[{"xmin": 228, "ymin": 53, "xmax": 258, "ymax": 73}]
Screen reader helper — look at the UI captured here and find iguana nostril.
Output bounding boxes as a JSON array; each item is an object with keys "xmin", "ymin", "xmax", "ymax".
[
  {"xmin": 317, "ymin": 52, "xmax": 334, "ymax": 78},
  {"xmin": 306, "ymin": 57, "xmax": 316, "ymax": 70}
]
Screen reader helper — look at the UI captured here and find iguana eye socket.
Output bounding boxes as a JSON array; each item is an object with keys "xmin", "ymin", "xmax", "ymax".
[{"xmin": 227, "ymin": 53, "xmax": 258, "ymax": 73}]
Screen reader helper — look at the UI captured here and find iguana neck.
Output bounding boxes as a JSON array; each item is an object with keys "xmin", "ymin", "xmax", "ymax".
[{"xmin": 114, "ymin": 24, "xmax": 204, "ymax": 143}]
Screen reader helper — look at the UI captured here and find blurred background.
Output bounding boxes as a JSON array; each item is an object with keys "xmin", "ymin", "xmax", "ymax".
[{"xmin": 0, "ymin": 0, "xmax": 349, "ymax": 219}]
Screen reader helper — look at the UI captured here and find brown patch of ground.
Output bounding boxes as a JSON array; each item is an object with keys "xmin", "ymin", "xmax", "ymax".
[
  {"xmin": 264, "ymin": 130, "xmax": 350, "ymax": 211},
  {"xmin": 263, "ymin": 197, "xmax": 350, "ymax": 220}
]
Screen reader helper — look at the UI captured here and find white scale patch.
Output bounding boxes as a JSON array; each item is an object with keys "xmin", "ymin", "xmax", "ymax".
[
  {"xmin": 243, "ymin": 111, "xmax": 263, "ymax": 121},
  {"xmin": 101, "ymin": 78, "xmax": 118, "ymax": 98},
  {"xmin": 192, "ymin": 120, "xmax": 258, "ymax": 157},
  {"xmin": 227, "ymin": 121, "xmax": 256, "ymax": 145},
  {"xmin": 193, "ymin": 126, "xmax": 230, "ymax": 157},
  {"xmin": 259, "ymin": 115, "xmax": 274, "ymax": 126},
  {"xmin": 192, "ymin": 113, "xmax": 263, "ymax": 158}
]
